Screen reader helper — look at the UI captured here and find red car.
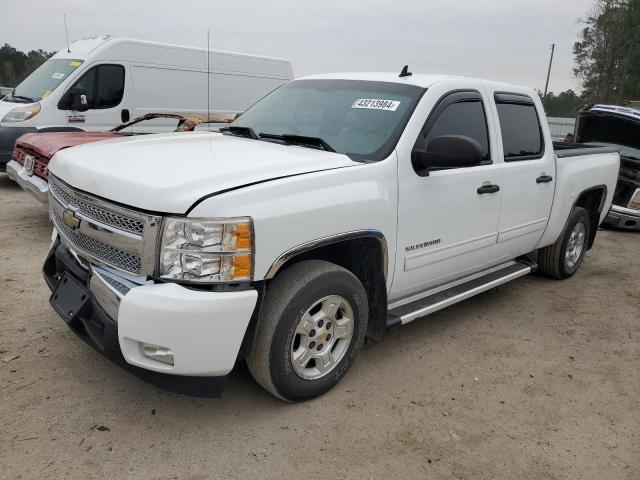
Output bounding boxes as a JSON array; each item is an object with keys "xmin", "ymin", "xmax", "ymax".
[{"xmin": 7, "ymin": 113, "xmax": 233, "ymax": 202}]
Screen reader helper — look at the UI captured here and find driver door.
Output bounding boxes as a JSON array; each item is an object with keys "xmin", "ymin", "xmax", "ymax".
[
  {"xmin": 392, "ymin": 82, "xmax": 503, "ymax": 300},
  {"xmin": 61, "ymin": 63, "xmax": 128, "ymax": 131}
]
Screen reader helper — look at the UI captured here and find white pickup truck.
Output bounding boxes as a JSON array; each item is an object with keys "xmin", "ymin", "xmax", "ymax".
[{"xmin": 43, "ymin": 71, "xmax": 619, "ymax": 401}]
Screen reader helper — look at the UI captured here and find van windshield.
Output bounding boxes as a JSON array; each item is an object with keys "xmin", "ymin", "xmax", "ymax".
[
  {"xmin": 229, "ymin": 79, "xmax": 425, "ymax": 161},
  {"xmin": 6, "ymin": 59, "xmax": 84, "ymax": 103}
]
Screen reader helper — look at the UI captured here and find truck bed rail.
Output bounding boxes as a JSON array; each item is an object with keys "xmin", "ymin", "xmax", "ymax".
[{"xmin": 553, "ymin": 142, "xmax": 620, "ymax": 158}]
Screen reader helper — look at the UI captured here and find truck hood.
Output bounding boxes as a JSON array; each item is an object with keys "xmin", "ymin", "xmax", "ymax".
[
  {"xmin": 17, "ymin": 131, "xmax": 119, "ymax": 159},
  {"xmin": 49, "ymin": 132, "xmax": 357, "ymax": 213}
]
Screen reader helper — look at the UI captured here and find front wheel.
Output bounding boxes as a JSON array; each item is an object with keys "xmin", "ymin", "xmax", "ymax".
[
  {"xmin": 247, "ymin": 260, "xmax": 368, "ymax": 401},
  {"xmin": 538, "ymin": 206, "xmax": 591, "ymax": 279}
]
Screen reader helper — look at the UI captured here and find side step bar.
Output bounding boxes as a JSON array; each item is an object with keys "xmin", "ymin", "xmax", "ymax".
[{"xmin": 387, "ymin": 259, "xmax": 535, "ymax": 328}]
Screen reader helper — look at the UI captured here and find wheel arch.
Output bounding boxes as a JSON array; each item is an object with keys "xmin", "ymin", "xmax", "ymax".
[
  {"xmin": 262, "ymin": 230, "xmax": 389, "ymax": 341},
  {"xmin": 573, "ymin": 184, "xmax": 607, "ymax": 250}
]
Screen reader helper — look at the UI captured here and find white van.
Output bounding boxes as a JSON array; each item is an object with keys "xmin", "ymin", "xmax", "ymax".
[{"xmin": 0, "ymin": 35, "xmax": 293, "ymax": 171}]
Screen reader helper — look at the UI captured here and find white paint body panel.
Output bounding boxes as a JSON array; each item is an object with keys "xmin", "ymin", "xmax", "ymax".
[
  {"xmin": 393, "ymin": 78, "xmax": 503, "ymax": 300},
  {"xmin": 118, "ymin": 282, "xmax": 258, "ymax": 376},
  {"xmin": 49, "ymin": 132, "xmax": 356, "ymax": 213}
]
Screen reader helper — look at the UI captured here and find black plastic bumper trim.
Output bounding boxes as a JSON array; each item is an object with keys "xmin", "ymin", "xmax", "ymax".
[{"xmin": 43, "ymin": 240, "xmax": 226, "ymax": 398}]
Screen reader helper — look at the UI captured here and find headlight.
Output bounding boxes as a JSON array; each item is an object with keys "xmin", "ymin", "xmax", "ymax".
[
  {"xmin": 2, "ymin": 102, "xmax": 41, "ymax": 123},
  {"xmin": 159, "ymin": 217, "xmax": 253, "ymax": 283}
]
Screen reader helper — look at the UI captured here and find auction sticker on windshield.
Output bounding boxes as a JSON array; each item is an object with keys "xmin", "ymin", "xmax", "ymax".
[{"xmin": 351, "ymin": 99, "xmax": 401, "ymax": 111}]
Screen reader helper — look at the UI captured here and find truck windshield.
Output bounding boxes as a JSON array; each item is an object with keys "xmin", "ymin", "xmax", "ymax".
[
  {"xmin": 230, "ymin": 79, "xmax": 425, "ymax": 161},
  {"xmin": 5, "ymin": 59, "xmax": 84, "ymax": 103}
]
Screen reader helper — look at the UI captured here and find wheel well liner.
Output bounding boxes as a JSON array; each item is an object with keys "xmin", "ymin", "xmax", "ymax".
[{"xmin": 574, "ymin": 185, "xmax": 607, "ymax": 250}]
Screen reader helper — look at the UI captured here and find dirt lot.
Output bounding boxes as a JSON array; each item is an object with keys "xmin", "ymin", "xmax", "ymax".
[{"xmin": 0, "ymin": 173, "xmax": 638, "ymax": 480}]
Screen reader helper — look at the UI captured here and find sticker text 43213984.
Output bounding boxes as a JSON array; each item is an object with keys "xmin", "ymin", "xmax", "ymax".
[{"xmin": 351, "ymin": 99, "xmax": 401, "ymax": 111}]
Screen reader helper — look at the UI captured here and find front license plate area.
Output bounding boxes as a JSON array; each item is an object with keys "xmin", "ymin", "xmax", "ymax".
[{"xmin": 50, "ymin": 273, "xmax": 90, "ymax": 324}]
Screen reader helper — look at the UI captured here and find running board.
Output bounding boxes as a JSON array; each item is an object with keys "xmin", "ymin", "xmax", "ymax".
[{"xmin": 387, "ymin": 260, "xmax": 535, "ymax": 328}]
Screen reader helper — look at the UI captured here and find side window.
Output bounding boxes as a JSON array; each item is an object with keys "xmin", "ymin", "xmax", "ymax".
[
  {"xmin": 423, "ymin": 100, "xmax": 490, "ymax": 162},
  {"xmin": 64, "ymin": 64, "xmax": 124, "ymax": 110},
  {"xmin": 495, "ymin": 94, "xmax": 544, "ymax": 160},
  {"xmin": 72, "ymin": 68, "xmax": 96, "ymax": 107},
  {"xmin": 95, "ymin": 65, "xmax": 125, "ymax": 109}
]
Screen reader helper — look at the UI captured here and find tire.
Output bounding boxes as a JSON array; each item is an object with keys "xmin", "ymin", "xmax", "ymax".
[
  {"xmin": 538, "ymin": 206, "xmax": 591, "ymax": 279},
  {"xmin": 247, "ymin": 260, "xmax": 368, "ymax": 401}
]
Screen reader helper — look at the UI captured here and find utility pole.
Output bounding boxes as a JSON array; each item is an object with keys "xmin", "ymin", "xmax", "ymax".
[{"xmin": 543, "ymin": 43, "xmax": 555, "ymax": 101}]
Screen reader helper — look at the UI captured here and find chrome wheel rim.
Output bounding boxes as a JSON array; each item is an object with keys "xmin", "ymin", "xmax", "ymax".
[
  {"xmin": 290, "ymin": 295, "xmax": 354, "ymax": 380},
  {"xmin": 565, "ymin": 222, "xmax": 586, "ymax": 269}
]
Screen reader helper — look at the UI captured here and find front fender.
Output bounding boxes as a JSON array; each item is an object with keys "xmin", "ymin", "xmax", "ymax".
[{"xmin": 187, "ymin": 154, "xmax": 399, "ymax": 290}]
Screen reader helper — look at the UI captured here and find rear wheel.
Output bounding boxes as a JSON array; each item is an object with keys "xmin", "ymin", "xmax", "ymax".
[
  {"xmin": 247, "ymin": 260, "xmax": 368, "ymax": 401},
  {"xmin": 539, "ymin": 206, "xmax": 591, "ymax": 279}
]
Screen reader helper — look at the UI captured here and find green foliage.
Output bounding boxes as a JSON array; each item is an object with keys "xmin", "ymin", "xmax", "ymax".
[
  {"xmin": 0, "ymin": 44, "xmax": 54, "ymax": 88},
  {"xmin": 574, "ymin": 0, "xmax": 640, "ymax": 103},
  {"xmin": 539, "ymin": 89, "xmax": 588, "ymax": 117}
]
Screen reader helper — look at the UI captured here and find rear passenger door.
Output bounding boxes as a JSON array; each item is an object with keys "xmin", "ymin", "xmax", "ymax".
[{"xmin": 489, "ymin": 92, "xmax": 555, "ymax": 260}]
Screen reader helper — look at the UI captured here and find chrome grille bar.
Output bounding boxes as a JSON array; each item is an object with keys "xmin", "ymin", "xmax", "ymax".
[
  {"xmin": 48, "ymin": 174, "xmax": 162, "ymax": 276},
  {"xmin": 50, "ymin": 176, "xmax": 145, "ymax": 235},
  {"xmin": 52, "ymin": 210, "xmax": 142, "ymax": 274}
]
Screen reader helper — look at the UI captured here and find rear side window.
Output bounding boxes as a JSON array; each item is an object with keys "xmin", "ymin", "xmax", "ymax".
[{"xmin": 495, "ymin": 94, "xmax": 544, "ymax": 160}]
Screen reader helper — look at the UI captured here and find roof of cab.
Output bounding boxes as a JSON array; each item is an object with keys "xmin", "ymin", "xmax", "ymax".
[
  {"xmin": 297, "ymin": 72, "xmax": 537, "ymax": 97},
  {"xmin": 297, "ymin": 72, "xmax": 461, "ymax": 88}
]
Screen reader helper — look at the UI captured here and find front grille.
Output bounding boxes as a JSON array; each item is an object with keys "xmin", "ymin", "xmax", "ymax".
[
  {"xmin": 50, "ymin": 177, "xmax": 144, "ymax": 235},
  {"xmin": 52, "ymin": 210, "xmax": 142, "ymax": 274},
  {"xmin": 99, "ymin": 273, "xmax": 132, "ymax": 296},
  {"xmin": 12, "ymin": 147, "xmax": 27, "ymax": 166},
  {"xmin": 12, "ymin": 146, "xmax": 50, "ymax": 180}
]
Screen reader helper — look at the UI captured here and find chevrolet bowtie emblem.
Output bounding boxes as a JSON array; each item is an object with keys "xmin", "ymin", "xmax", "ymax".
[{"xmin": 62, "ymin": 209, "xmax": 81, "ymax": 230}]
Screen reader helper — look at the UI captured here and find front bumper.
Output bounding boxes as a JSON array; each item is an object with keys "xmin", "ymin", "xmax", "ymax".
[
  {"xmin": 6, "ymin": 159, "xmax": 48, "ymax": 202},
  {"xmin": 0, "ymin": 126, "xmax": 36, "ymax": 171},
  {"xmin": 44, "ymin": 238, "xmax": 259, "ymax": 396},
  {"xmin": 604, "ymin": 205, "xmax": 640, "ymax": 230}
]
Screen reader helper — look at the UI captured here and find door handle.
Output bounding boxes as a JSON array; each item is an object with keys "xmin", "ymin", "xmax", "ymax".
[
  {"xmin": 121, "ymin": 109, "xmax": 130, "ymax": 123},
  {"xmin": 536, "ymin": 175, "xmax": 553, "ymax": 184},
  {"xmin": 477, "ymin": 184, "xmax": 500, "ymax": 194}
]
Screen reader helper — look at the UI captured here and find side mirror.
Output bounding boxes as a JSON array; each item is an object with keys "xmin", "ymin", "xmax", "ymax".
[
  {"xmin": 62, "ymin": 87, "xmax": 89, "ymax": 112},
  {"xmin": 412, "ymin": 135, "xmax": 484, "ymax": 174},
  {"xmin": 234, "ymin": 112, "xmax": 243, "ymax": 120}
]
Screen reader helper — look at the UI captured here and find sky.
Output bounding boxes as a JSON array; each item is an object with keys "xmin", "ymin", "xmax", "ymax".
[{"xmin": 1, "ymin": 0, "xmax": 594, "ymax": 93}]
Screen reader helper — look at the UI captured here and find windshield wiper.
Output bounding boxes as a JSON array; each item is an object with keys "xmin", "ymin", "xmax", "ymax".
[
  {"xmin": 6, "ymin": 94, "xmax": 36, "ymax": 103},
  {"xmin": 219, "ymin": 125, "xmax": 259, "ymax": 140},
  {"xmin": 259, "ymin": 133, "xmax": 336, "ymax": 152}
]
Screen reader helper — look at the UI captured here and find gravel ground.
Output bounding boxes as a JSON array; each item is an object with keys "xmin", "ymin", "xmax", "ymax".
[{"xmin": 0, "ymin": 173, "xmax": 638, "ymax": 480}]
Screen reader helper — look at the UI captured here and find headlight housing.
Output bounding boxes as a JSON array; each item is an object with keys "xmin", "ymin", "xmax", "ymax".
[
  {"xmin": 159, "ymin": 217, "xmax": 253, "ymax": 283},
  {"xmin": 2, "ymin": 102, "xmax": 41, "ymax": 123}
]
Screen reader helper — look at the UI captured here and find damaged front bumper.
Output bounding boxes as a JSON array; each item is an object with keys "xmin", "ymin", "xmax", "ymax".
[{"xmin": 43, "ymin": 237, "xmax": 258, "ymax": 397}]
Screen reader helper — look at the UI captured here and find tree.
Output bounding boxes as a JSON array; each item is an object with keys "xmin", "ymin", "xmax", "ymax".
[
  {"xmin": 574, "ymin": 0, "xmax": 640, "ymax": 104},
  {"xmin": 0, "ymin": 44, "xmax": 54, "ymax": 88},
  {"xmin": 540, "ymin": 89, "xmax": 588, "ymax": 117}
]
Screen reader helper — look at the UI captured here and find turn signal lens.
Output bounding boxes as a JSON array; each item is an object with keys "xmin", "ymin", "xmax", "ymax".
[{"xmin": 233, "ymin": 254, "xmax": 252, "ymax": 279}]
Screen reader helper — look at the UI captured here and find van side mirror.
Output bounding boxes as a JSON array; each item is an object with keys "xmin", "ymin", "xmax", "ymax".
[
  {"xmin": 61, "ymin": 87, "xmax": 89, "ymax": 112},
  {"xmin": 412, "ymin": 135, "xmax": 484, "ymax": 175}
]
